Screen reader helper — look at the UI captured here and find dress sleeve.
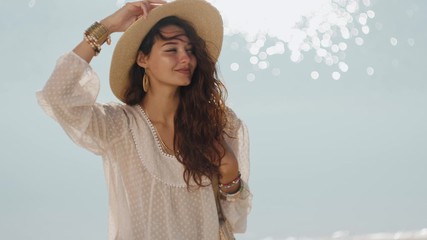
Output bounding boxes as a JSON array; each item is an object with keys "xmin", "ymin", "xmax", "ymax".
[
  {"xmin": 222, "ymin": 109, "xmax": 253, "ymax": 233},
  {"xmin": 36, "ymin": 51, "xmax": 127, "ymax": 155}
]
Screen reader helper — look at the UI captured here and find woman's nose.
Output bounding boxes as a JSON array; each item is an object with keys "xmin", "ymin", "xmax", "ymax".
[{"xmin": 179, "ymin": 50, "xmax": 191, "ymax": 63}]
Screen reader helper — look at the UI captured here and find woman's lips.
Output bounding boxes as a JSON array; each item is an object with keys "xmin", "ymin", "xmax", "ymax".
[{"xmin": 176, "ymin": 68, "xmax": 191, "ymax": 75}]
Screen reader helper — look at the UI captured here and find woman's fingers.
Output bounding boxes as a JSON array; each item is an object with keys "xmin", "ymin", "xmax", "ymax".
[
  {"xmin": 139, "ymin": 1, "xmax": 149, "ymax": 18},
  {"xmin": 147, "ymin": 0, "xmax": 166, "ymax": 14},
  {"xmin": 136, "ymin": 0, "xmax": 166, "ymax": 19},
  {"xmin": 100, "ymin": 1, "xmax": 167, "ymax": 33},
  {"xmin": 149, "ymin": 0, "xmax": 167, "ymax": 5}
]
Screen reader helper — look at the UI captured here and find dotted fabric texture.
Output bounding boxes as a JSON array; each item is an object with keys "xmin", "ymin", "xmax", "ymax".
[{"xmin": 36, "ymin": 52, "xmax": 252, "ymax": 240}]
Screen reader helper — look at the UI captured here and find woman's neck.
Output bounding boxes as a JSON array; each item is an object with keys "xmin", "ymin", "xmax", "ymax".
[{"xmin": 140, "ymin": 88, "xmax": 179, "ymax": 125}]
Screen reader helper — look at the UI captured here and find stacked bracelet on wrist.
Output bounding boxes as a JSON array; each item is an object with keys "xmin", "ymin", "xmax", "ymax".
[
  {"xmin": 218, "ymin": 172, "xmax": 243, "ymax": 201},
  {"xmin": 219, "ymin": 172, "xmax": 241, "ymax": 190},
  {"xmin": 84, "ymin": 21, "xmax": 111, "ymax": 56},
  {"xmin": 219, "ymin": 181, "xmax": 244, "ymax": 201}
]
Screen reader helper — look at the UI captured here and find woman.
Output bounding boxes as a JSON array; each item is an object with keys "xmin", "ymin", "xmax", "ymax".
[{"xmin": 37, "ymin": 0, "xmax": 251, "ymax": 239}]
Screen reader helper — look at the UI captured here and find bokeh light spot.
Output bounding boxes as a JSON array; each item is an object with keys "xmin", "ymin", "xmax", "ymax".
[
  {"xmin": 338, "ymin": 62, "xmax": 349, "ymax": 72},
  {"xmin": 249, "ymin": 45, "xmax": 260, "ymax": 55},
  {"xmin": 246, "ymin": 73, "xmax": 256, "ymax": 82},
  {"xmin": 332, "ymin": 71, "xmax": 341, "ymax": 80},
  {"xmin": 367, "ymin": 66, "xmax": 375, "ymax": 76},
  {"xmin": 272, "ymin": 68, "xmax": 281, "ymax": 76},
  {"xmin": 230, "ymin": 63, "xmax": 239, "ymax": 71},
  {"xmin": 390, "ymin": 37, "xmax": 398, "ymax": 46},
  {"xmin": 339, "ymin": 42, "xmax": 348, "ymax": 51},
  {"xmin": 255, "ymin": 38, "xmax": 266, "ymax": 48},
  {"xmin": 362, "ymin": 0, "xmax": 372, "ymax": 7},
  {"xmin": 311, "ymin": 71, "xmax": 320, "ymax": 80},
  {"xmin": 290, "ymin": 51, "xmax": 303, "ymax": 63},
  {"xmin": 358, "ymin": 13, "xmax": 368, "ymax": 25},
  {"xmin": 325, "ymin": 57, "xmax": 334, "ymax": 66},
  {"xmin": 346, "ymin": 1, "xmax": 359, "ymax": 13},
  {"xmin": 266, "ymin": 42, "xmax": 285, "ymax": 55},
  {"xmin": 331, "ymin": 44, "xmax": 340, "ymax": 53},
  {"xmin": 250, "ymin": 56, "xmax": 259, "ymax": 65},
  {"xmin": 317, "ymin": 48, "xmax": 328, "ymax": 57},
  {"xmin": 367, "ymin": 10, "xmax": 375, "ymax": 18},
  {"xmin": 351, "ymin": 28, "xmax": 359, "ymax": 37},
  {"xmin": 355, "ymin": 37, "xmax": 364, "ymax": 46},
  {"xmin": 362, "ymin": 25, "xmax": 370, "ymax": 34},
  {"xmin": 258, "ymin": 61, "xmax": 269, "ymax": 70},
  {"xmin": 258, "ymin": 52, "xmax": 268, "ymax": 60}
]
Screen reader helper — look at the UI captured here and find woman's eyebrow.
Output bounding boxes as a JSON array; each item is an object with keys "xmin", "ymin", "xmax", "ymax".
[
  {"xmin": 161, "ymin": 41, "xmax": 178, "ymax": 47},
  {"xmin": 161, "ymin": 41, "xmax": 192, "ymax": 47}
]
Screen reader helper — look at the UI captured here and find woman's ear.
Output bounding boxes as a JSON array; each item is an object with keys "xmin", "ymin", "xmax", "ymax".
[{"xmin": 136, "ymin": 51, "xmax": 149, "ymax": 68}]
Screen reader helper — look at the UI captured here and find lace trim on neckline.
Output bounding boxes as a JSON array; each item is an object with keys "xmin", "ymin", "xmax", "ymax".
[
  {"xmin": 127, "ymin": 105, "xmax": 212, "ymax": 188},
  {"xmin": 137, "ymin": 105, "xmax": 175, "ymax": 159}
]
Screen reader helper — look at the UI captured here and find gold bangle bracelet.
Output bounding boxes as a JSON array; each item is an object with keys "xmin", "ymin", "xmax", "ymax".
[
  {"xmin": 84, "ymin": 21, "xmax": 111, "ymax": 56},
  {"xmin": 85, "ymin": 21, "xmax": 110, "ymax": 44}
]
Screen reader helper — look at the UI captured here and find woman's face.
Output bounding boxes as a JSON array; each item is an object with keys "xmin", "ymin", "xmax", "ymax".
[{"xmin": 137, "ymin": 25, "xmax": 197, "ymax": 90}]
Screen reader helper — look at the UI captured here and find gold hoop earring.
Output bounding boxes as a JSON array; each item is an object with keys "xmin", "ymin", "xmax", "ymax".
[{"xmin": 143, "ymin": 73, "xmax": 150, "ymax": 92}]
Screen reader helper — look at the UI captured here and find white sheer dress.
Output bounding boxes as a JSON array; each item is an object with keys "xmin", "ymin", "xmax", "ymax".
[{"xmin": 36, "ymin": 52, "xmax": 252, "ymax": 240}]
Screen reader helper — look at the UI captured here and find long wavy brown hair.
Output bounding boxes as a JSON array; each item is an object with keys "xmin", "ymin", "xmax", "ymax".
[{"xmin": 124, "ymin": 16, "xmax": 228, "ymax": 187}]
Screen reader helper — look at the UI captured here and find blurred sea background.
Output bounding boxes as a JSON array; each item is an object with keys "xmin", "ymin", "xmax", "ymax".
[{"xmin": 0, "ymin": 0, "xmax": 426, "ymax": 239}]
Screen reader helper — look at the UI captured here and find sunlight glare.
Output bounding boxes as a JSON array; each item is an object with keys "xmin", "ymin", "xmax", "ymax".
[
  {"xmin": 209, "ymin": 0, "xmax": 330, "ymax": 38},
  {"xmin": 209, "ymin": 0, "xmax": 374, "ymax": 77}
]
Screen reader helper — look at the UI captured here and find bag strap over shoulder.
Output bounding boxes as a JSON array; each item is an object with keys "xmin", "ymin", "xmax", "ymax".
[{"xmin": 212, "ymin": 175, "xmax": 226, "ymax": 223}]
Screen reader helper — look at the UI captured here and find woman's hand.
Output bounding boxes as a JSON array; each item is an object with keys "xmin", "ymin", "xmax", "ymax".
[
  {"xmin": 73, "ymin": 0, "xmax": 165, "ymax": 63},
  {"xmin": 100, "ymin": 0, "xmax": 166, "ymax": 33}
]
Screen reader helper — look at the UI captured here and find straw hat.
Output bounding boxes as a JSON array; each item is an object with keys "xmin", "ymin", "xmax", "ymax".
[{"xmin": 109, "ymin": 0, "xmax": 223, "ymax": 102}]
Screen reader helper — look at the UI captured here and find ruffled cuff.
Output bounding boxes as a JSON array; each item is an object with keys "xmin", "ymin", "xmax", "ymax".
[{"xmin": 220, "ymin": 180, "xmax": 252, "ymax": 233}]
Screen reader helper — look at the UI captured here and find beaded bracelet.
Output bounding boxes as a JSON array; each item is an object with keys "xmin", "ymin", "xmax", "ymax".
[
  {"xmin": 219, "ymin": 181, "xmax": 244, "ymax": 202},
  {"xmin": 219, "ymin": 172, "xmax": 241, "ymax": 189},
  {"xmin": 84, "ymin": 21, "xmax": 111, "ymax": 56}
]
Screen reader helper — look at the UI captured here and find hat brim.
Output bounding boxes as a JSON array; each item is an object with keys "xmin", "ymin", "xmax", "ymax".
[{"xmin": 109, "ymin": 0, "xmax": 223, "ymax": 102}]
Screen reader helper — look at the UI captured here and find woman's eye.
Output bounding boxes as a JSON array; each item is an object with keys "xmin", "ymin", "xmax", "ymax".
[{"xmin": 164, "ymin": 48, "xmax": 194, "ymax": 54}]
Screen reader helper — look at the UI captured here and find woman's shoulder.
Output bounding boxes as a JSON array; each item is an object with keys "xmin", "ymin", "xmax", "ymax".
[
  {"xmin": 225, "ymin": 106, "xmax": 243, "ymax": 133},
  {"xmin": 95, "ymin": 102, "xmax": 140, "ymax": 126},
  {"xmin": 226, "ymin": 106, "xmax": 243, "ymax": 120},
  {"xmin": 108, "ymin": 103, "xmax": 150, "ymax": 129}
]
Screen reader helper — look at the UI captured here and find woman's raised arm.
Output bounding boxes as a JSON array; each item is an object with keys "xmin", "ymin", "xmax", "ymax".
[{"xmin": 73, "ymin": 0, "xmax": 165, "ymax": 63}]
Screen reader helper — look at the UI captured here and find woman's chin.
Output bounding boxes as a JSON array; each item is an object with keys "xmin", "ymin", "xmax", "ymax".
[{"xmin": 179, "ymin": 79, "xmax": 192, "ymax": 87}]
